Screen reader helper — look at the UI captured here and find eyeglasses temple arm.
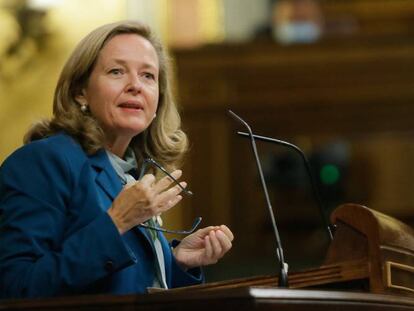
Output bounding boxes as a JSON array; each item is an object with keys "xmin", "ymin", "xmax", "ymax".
[
  {"xmin": 146, "ymin": 158, "xmax": 193, "ymax": 196},
  {"xmin": 139, "ymin": 217, "xmax": 202, "ymax": 235}
]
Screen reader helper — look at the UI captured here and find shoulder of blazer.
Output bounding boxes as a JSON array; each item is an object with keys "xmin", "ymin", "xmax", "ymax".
[
  {"xmin": 6, "ymin": 133, "xmax": 86, "ymax": 162},
  {"xmin": 1, "ymin": 133, "xmax": 91, "ymax": 182},
  {"xmin": 0, "ymin": 133, "xmax": 94, "ymax": 207}
]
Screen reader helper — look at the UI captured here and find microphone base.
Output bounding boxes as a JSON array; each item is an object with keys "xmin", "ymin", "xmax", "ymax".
[{"xmin": 278, "ymin": 264, "xmax": 289, "ymax": 288}]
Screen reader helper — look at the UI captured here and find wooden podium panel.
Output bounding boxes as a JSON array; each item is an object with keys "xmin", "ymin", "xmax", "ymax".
[
  {"xmin": 325, "ymin": 204, "xmax": 414, "ymax": 296},
  {"xmin": 1, "ymin": 287, "xmax": 414, "ymax": 311},
  {"xmin": 157, "ymin": 204, "xmax": 414, "ymax": 297}
]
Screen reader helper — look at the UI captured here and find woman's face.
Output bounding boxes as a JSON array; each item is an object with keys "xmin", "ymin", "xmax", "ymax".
[{"xmin": 78, "ymin": 34, "xmax": 159, "ymax": 142}]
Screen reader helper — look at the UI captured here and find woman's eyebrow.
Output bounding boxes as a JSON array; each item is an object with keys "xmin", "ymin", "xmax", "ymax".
[{"xmin": 110, "ymin": 58, "xmax": 158, "ymax": 71}]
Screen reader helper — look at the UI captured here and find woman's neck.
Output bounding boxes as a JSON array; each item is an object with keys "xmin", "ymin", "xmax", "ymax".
[{"xmin": 106, "ymin": 136, "xmax": 132, "ymax": 158}]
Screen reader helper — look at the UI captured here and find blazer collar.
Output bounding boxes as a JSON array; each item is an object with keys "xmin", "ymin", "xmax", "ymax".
[{"xmin": 88, "ymin": 149, "xmax": 122, "ymax": 200}]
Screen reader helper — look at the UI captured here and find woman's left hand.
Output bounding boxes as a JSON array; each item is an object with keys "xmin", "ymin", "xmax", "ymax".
[{"xmin": 172, "ymin": 225, "xmax": 234, "ymax": 270}]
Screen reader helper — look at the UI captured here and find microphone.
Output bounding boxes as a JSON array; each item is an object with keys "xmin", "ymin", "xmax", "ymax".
[
  {"xmin": 237, "ymin": 131, "xmax": 335, "ymax": 240},
  {"xmin": 228, "ymin": 110, "xmax": 289, "ymax": 287}
]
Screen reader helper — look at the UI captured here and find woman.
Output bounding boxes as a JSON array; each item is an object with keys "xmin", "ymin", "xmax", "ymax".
[{"xmin": 0, "ymin": 21, "xmax": 233, "ymax": 298}]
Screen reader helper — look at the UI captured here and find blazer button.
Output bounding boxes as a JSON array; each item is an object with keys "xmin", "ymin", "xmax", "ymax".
[{"xmin": 104, "ymin": 260, "xmax": 114, "ymax": 271}]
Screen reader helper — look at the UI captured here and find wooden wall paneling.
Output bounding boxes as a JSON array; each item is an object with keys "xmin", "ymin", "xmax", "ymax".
[
  {"xmin": 173, "ymin": 37, "xmax": 414, "ymax": 279},
  {"xmin": 182, "ymin": 113, "xmax": 232, "ymax": 227}
]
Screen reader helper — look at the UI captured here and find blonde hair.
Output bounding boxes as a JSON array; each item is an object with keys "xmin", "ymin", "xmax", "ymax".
[{"xmin": 24, "ymin": 21, "xmax": 188, "ymax": 171}]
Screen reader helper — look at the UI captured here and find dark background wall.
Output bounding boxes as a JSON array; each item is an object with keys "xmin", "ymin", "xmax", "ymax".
[{"xmin": 170, "ymin": 0, "xmax": 414, "ymax": 281}]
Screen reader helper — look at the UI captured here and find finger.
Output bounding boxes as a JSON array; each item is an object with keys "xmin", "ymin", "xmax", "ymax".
[
  {"xmin": 204, "ymin": 235, "xmax": 213, "ymax": 260},
  {"xmin": 156, "ymin": 181, "xmax": 187, "ymax": 206},
  {"xmin": 153, "ymin": 170, "xmax": 182, "ymax": 194},
  {"xmin": 215, "ymin": 230, "xmax": 232, "ymax": 254},
  {"xmin": 209, "ymin": 230, "xmax": 222, "ymax": 259},
  {"xmin": 193, "ymin": 226, "xmax": 216, "ymax": 239},
  {"xmin": 158, "ymin": 195, "xmax": 183, "ymax": 213},
  {"xmin": 139, "ymin": 174, "xmax": 156, "ymax": 187},
  {"xmin": 217, "ymin": 225, "xmax": 234, "ymax": 242}
]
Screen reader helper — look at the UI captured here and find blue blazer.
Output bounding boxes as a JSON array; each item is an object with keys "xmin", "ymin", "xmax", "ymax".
[{"xmin": 0, "ymin": 133, "xmax": 202, "ymax": 299}]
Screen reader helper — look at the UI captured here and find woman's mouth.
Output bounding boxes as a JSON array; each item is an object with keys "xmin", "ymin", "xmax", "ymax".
[{"xmin": 118, "ymin": 102, "xmax": 143, "ymax": 111}]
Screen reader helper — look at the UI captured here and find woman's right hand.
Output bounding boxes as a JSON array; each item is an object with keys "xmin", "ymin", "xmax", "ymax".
[{"xmin": 107, "ymin": 170, "xmax": 186, "ymax": 235}]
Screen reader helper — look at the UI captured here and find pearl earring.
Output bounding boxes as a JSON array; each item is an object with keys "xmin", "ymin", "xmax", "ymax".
[{"xmin": 80, "ymin": 104, "xmax": 88, "ymax": 113}]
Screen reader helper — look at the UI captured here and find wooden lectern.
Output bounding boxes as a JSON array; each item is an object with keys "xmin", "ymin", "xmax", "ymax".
[
  {"xmin": 1, "ymin": 204, "xmax": 414, "ymax": 310},
  {"xmin": 153, "ymin": 203, "xmax": 414, "ymax": 296}
]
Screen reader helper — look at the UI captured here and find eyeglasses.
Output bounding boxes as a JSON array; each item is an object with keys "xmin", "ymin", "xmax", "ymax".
[
  {"xmin": 138, "ymin": 158, "xmax": 193, "ymax": 196},
  {"xmin": 137, "ymin": 157, "xmax": 201, "ymax": 235}
]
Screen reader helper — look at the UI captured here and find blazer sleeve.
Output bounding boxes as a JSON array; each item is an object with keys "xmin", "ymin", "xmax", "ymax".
[
  {"xmin": 168, "ymin": 239, "xmax": 204, "ymax": 288},
  {"xmin": 0, "ymin": 140, "xmax": 137, "ymax": 298}
]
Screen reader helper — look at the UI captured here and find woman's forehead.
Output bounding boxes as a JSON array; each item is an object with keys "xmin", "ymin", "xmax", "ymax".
[{"xmin": 98, "ymin": 34, "xmax": 159, "ymax": 68}]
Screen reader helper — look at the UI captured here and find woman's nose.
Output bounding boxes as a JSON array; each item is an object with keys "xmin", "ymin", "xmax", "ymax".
[{"xmin": 126, "ymin": 74, "xmax": 142, "ymax": 93}]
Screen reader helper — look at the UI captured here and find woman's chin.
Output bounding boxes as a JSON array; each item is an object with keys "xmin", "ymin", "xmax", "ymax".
[{"xmin": 115, "ymin": 124, "xmax": 151, "ymax": 138}]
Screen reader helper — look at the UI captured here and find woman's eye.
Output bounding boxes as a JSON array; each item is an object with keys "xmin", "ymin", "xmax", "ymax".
[
  {"xmin": 143, "ymin": 72, "xmax": 155, "ymax": 80},
  {"xmin": 109, "ymin": 68, "xmax": 123, "ymax": 75}
]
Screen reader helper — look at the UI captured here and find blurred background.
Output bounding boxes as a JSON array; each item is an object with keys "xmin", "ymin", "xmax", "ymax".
[{"xmin": 1, "ymin": 0, "xmax": 414, "ymax": 283}]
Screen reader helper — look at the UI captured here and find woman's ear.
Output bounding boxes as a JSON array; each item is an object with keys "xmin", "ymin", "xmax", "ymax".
[
  {"xmin": 75, "ymin": 91, "xmax": 89, "ymax": 113},
  {"xmin": 75, "ymin": 92, "xmax": 87, "ymax": 106}
]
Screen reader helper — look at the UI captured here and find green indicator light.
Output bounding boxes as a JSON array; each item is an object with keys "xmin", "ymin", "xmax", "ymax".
[{"xmin": 320, "ymin": 164, "xmax": 340, "ymax": 185}]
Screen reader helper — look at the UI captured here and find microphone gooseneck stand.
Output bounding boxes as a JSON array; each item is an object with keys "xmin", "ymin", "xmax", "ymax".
[
  {"xmin": 237, "ymin": 131, "xmax": 335, "ymax": 241},
  {"xmin": 228, "ymin": 110, "xmax": 289, "ymax": 287}
]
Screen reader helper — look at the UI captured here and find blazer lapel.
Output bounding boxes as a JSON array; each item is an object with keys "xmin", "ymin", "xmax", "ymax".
[
  {"xmin": 137, "ymin": 226, "xmax": 156, "ymax": 251},
  {"xmin": 89, "ymin": 150, "xmax": 156, "ymax": 251},
  {"xmin": 89, "ymin": 149, "xmax": 161, "ymax": 262},
  {"xmin": 89, "ymin": 149, "xmax": 122, "ymax": 201}
]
